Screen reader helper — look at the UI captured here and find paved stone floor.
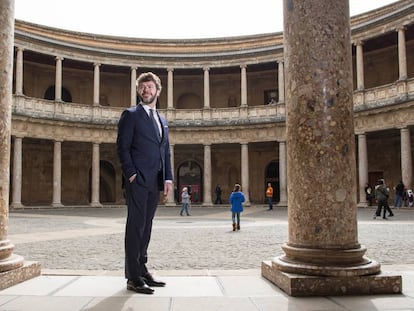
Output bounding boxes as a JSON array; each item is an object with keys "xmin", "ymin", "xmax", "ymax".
[{"xmin": 1, "ymin": 205, "xmax": 413, "ymax": 310}]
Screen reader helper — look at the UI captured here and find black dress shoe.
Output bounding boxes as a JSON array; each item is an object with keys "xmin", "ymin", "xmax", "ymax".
[
  {"xmin": 142, "ymin": 273, "xmax": 166, "ymax": 287},
  {"xmin": 127, "ymin": 279, "xmax": 154, "ymax": 294}
]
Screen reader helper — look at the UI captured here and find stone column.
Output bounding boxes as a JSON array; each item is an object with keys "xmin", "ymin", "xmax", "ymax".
[
  {"xmin": 277, "ymin": 141, "xmax": 287, "ymax": 207},
  {"xmin": 397, "ymin": 27, "xmax": 407, "ymax": 80},
  {"xmin": 240, "ymin": 64, "xmax": 247, "ymax": 107},
  {"xmin": 240, "ymin": 143, "xmax": 250, "ymax": 206},
  {"xmin": 11, "ymin": 136, "xmax": 23, "ymax": 208},
  {"xmin": 357, "ymin": 133, "xmax": 368, "ymax": 207},
  {"xmin": 90, "ymin": 143, "xmax": 102, "ymax": 207},
  {"xmin": 167, "ymin": 68, "xmax": 174, "ymax": 109},
  {"xmin": 55, "ymin": 56, "xmax": 63, "ymax": 101},
  {"xmin": 15, "ymin": 47, "xmax": 24, "ymax": 95},
  {"xmin": 93, "ymin": 63, "xmax": 100, "ymax": 106},
  {"xmin": 202, "ymin": 144, "xmax": 212, "ymax": 205},
  {"xmin": 277, "ymin": 60, "xmax": 285, "ymax": 104},
  {"xmin": 401, "ymin": 127, "xmax": 412, "ymax": 189},
  {"xmin": 262, "ymin": 0, "xmax": 400, "ymax": 296},
  {"xmin": 130, "ymin": 66, "xmax": 137, "ymax": 107},
  {"xmin": 355, "ymin": 41, "xmax": 364, "ymax": 90},
  {"xmin": 0, "ymin": 0, "xmax": 40, "ymax": 290},
  {"xmin": 165, "ymin": 144, "xmax": 176, "ymax": 206},
  {"xmin": 203, "ymin": 67, "xmax": 210, "ymax": 108},
  {"xmin": 52, "ymin": 140, "xmax": 63, "ymax": 207}
]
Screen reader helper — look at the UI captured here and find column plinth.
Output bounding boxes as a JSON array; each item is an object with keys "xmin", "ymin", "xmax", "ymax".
[{"xmin": 262, "ymin": 0, "xmax": 400, "ymax": 296}]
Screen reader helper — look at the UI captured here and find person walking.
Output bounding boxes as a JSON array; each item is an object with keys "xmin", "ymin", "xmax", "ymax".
[
  {"xmin": 180, "ymin": 187, "xmax": 191, "ymax": 216},
  {"xmin": 229, "ymin": 183, "xmax": 245, "ymax": 231},
  {"xmin": 374, "ymin": 179, "xmax": 394, "ymax": 220},
  {"xmin": 117, "ymin": 72, "xmax": 173, "ymax": 294},
  {"xmin": 214, "ymin": 184, "xmax": 223, "ymax": 204},
  {"xmin": 265, "ymin": 182, "xmax": 273, "ymax": 210}
]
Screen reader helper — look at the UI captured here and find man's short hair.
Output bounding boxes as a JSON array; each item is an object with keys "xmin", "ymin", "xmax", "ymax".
[{"xmin": 136, "ymin": 72, "xmax": 162, "ymax": 92}]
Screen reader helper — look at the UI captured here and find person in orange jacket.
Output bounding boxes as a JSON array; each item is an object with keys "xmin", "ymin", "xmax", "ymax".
[{"xmin": 265, "ymin": 183, "xmax": 273, "ymax": 211}]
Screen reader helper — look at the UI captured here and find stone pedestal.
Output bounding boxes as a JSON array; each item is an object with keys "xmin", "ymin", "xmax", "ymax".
[{"xmin": 262, "ymin": 0, "xmax": 401, "ymax": 296}]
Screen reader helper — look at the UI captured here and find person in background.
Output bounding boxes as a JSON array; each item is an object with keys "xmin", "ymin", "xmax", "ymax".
[
  {"xmin": 214, "ymin": 184, "xmax": 223, "ymax": 204},
  {"xmin": 374, "ymin": 179, "xmax": 394, "ymax": 220},
  {"xmin": 365, "ymin": 182, "xmax": 373, "ymax": 206},
  {"xmin": 229, "ymin": 183, "xmax": 245, "ymax": 231},
  {"xmin": 393, "ymin": 180, "xmax": 404, "ymax": 208},
  {"xmin": 265, "ymin": 182, "xmax": 273, "ymax": 210},
  {"xmin": 180, "ymin": 187, "xmax": 191, "ymax": 216}
]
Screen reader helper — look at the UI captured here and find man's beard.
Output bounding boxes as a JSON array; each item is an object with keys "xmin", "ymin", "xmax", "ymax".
[{"xmin": 140, "ymin": 94, "xmax": 157, "ymax": 105}]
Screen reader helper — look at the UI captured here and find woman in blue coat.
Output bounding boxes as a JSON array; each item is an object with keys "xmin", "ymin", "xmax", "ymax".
[{"xmin": 229, "ymin": 183, "xmax": 245, "ymax": 231}]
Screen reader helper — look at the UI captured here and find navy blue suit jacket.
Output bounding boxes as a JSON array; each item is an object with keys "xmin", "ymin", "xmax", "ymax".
[{"xmin": 117, "ymin": 104, "xmax": 173, "ymax": 190}]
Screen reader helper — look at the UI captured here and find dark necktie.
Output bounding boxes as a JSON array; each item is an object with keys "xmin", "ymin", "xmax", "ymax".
[{"xmin": 149, "ymin": 108, "xmax": 161, "ymax": 141}]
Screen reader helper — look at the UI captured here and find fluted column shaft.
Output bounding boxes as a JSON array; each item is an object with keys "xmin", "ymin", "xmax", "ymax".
[
  {"xmin": 52, "ymin": 140, "xmax": 63, "ymax": 207},
  {"xmin": 203, "ymin": 67, "xmax": 210, "ymax": 108},
  {"xmin": 167, "ymin": 68, "xmax": 174, "ymax": 109},
  {"xmin": 15, "ymin": 47, "xmax": 23, "ymax": 95},
  {"xmin": 240, "ymin": 65, "xmax": 247, "ymax": 107},
  {"xmin": 355, "ymin": 41, "xmax": 364, "ymax": 90},
  {"xmin": 277, "ymin": 60, "xmax": 285, "ymax": 103},
  {"xmin": 55, "ymin": 56, "xmax": 63, "ymax": 101},
  {"xmin": 91, "ymin": 143, "xmax": 102, "ymax": 207},
  {"xmin": 130, "ymin": 66, "xmax": 137, "ymax": 107},
  {"xmin": 240, "ymin": 143, "xmax": 250, "ymax": 205},
  {"xmin": 203, "ymin": 144, "xmax": 212, "ymax": 205},
  {"xmin": 93, "ymin": 63, "xmax": 100, "ymax": 106},
  {"xmin": 278, "ymin": 141, "xmax": 287, "ymax": 206},
  {"xmin": 11, "ymin": 136, "xmax": 23, "ymax": 208},
  {"xmin": 401, "ymin": 127, "xmax": 412, "ymax": 189},
  {"xmin": 358, "ymin": 133, "xmax": 368, "ymax": 206},
  {"xmin": 397, "ymin": 27, "xmax": 407, "ymax": 80}
]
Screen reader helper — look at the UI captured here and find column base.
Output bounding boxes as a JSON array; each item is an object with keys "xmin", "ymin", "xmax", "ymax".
[
  {"xmin": 89, "ymin": 202, "xmax": 103, "ymax": 208},
  {"xmin": 10, "ymin": 203, "xmax": 24, "ymax": 209},
  {"xmin": 0, "ymin": 260, "xmax": 41, "ymax": 290},
  {"xmin": 164, "ymin": 202, "xmax": 177, "ymax": 207},
  {"xmin": 51, "ymin": 202, "xmax": 64, "ymax": 208},
  {"xmin": 262, "ymin": 259, "xmax": 402, "ymax": 297}
]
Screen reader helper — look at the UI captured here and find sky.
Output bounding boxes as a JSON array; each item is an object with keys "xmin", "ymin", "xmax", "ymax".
[{"xmin": 14, "ymin": 0, "xmax": 398, "ymax": 39}]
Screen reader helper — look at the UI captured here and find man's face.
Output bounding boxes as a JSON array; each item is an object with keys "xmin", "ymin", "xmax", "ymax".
[{"xmin": 138, "ymin": 81, "xmax": 159, "ymax": 105}]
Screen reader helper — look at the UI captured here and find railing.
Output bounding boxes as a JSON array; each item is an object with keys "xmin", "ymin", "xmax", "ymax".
[{"xmin": 12, "ymin": 78, "xmax": 414, "ymax": 126}]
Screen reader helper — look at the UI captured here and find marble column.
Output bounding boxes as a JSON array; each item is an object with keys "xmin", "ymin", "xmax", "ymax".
[
  {"xmin": 130, "ymin": 66, "xmax": 137, "ymax": 107},
  {"xmin": 240, "ymin": 65, "xmax": 247, "ymax": 107},
  {"xmin": 277, "ymin": 141, "xmax": 287, "ymax": 207},
  {"xmin": 357, "ymin": 133, "xmax": 368, "ymax": 207},
  {"xmin": 262, "ymin": 0, "xmax": 400, "ymax": 296},
  {"xmin": 11, "ymin": 136, "xmax": 23, "ymax": 208},
  {"xmin": 165, "ymin": 144, "xmax": 176, "ymax": 206},
  {"xmin": 15, "ymin": 47, "xmax": 24, "ymax": 95},
  {"xmin": 0, "ymin": 0, "xmax": 40, "ymax": 290},
  {"xmin": 203, "ymin": 67, "xmax": 210, "ymax": 108},
  {"xmin": 240, "ymin": 143, "xmax": 250, "ymax": 206},
  {"xmin": 277, "ymin": 60, "xmax": 285, "ymax": 104},
  {"xmin": 397, "ymin": 27, "xmax": 407, "ymax": 80},
  {"xmin": 355, "ymin": 41, "xmax": 365, "ymax": 91},
  {"xmin": 202, "ymin": 144, "xmax": 212, "ymax": 205},
  {"xmin": 90, "ymin": 143, "xmax": 102, "ymax": 207},
  {"xmin": 167, "ymin": 68, "xmax": 174, "ymax": 109},
  {"xmin": 93, "ymin": 63, "xmax": 100, "ymax": 106},
  {"xmin": 55, "ymin": 56, "xmax": 63, "ymax": 101},
  {"xmin": 401, "ymin": 127, "xmax": 412, "ymax": 189},
  {"xmin": 52, "ymin": 140, "xmax": 63, "ymax": 207}
]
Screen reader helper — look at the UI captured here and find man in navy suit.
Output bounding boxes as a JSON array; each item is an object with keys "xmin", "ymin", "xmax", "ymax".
[{"xmin": 117, "ymin": 72, "xmax": 173, "ymax": 294}]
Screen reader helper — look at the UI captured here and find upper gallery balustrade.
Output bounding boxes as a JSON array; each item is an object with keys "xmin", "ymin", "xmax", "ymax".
[{"xmin": 12, "ymin": 78, "xmax": 414, "ymax": 127}]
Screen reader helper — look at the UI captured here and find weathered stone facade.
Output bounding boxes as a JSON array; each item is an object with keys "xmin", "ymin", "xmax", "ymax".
[{"xmin": 7, "ymin": 0, "xmax": 414, "ymax": 208}]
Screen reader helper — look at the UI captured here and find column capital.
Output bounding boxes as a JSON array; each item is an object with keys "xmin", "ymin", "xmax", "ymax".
[
  {"xmin": 203, "ymin": 66, "xmax": 210, "ymax": 71},
  {"xmin": 396, "ymin": 26, "xmax": 406, "ymax": 32},
  {"xmin": 55, "ymin": 56, "xmax": 64, "ymax": 61},
  {"xmin": 16, "ymin": 46, "xmax": 25, "ymax": 52},
  {"xmin": 130, "ymin": 65, "xmax": 138, "ymax": 70},
  {"xmin": 352, "ymin": 39, "xmax": 364, "ymax": 46},
  {"xmin": 277, "ymin": 58, "xmax": 284, "ymax": 64},
  {"xmin": 240, "ymin": 64, "xmax": 247, "ymax": 69},
  {"xmin": 93, "ymin": 63, "xmax": 101, "ymax": 67},
  {"xmin": 167, "ymin": 67, "xmax": 174, "ymax": 72}
]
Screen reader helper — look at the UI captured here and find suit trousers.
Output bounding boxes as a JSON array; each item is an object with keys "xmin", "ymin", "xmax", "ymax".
[{"xmin": 124, "ymin": 175, "xmax": 159, "ymax": 280}]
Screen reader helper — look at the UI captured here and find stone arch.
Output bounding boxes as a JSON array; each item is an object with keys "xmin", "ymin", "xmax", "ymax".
[
  {"xmin": 176, "ymin": 92, "xmax": 202, "ymax": 109},
  {"xmin": 44, "ymin": 85, "xmax": 73, "ymax": 102}
]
